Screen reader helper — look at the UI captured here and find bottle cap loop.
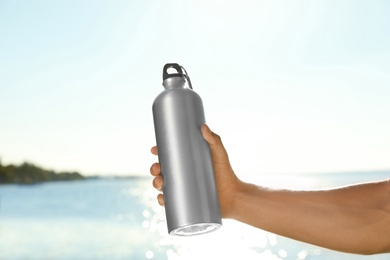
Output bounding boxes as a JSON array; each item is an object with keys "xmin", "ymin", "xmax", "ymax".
[{"xmin": 163, "ymin": 63, "xmax": 193, "ymax": 89}]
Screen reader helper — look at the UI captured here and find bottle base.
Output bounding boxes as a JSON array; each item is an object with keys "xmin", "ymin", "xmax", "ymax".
[{"xmin": 170, "ymin": 223, "xmax": 221, "ymax": 236}]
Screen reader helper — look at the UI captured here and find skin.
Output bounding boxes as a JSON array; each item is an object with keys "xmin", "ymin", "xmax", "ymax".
[{"xmin": 150, "ymin": 124, "xmax": 390, "ymax": 255}]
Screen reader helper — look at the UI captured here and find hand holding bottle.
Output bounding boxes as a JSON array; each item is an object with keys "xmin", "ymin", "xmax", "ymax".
[{"xmin": 151, "ymin": 124, "xmax": 241, "ymax": 218}]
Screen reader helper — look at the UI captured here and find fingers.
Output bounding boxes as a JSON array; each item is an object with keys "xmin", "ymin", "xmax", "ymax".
[
  {"xmin": 151, "ymin": 162, "xmax": 164, "ymax": 206},
  {"xmin": 152, "ymin": 175, "xmax": 163, "ymax": 191},
  {"xmin": 150, "ymin": 162, "xmax": 160, "ymax": 176},
  {"xmin": 150, "ymin": 146, "xmax": 164, "ymax": 206},
  {"xmin": 154, "ymin": 177, "xmax": 164, "ymax": 206},
  {"xmin": 151, "ymin": 146, "xmax": 158, "ymax": 155},
  {"xmin": 150, "ymin": 163, "xmax": 163, "ymax": 190},
  {"xmin": 157, "ymin": 193, "xmax": 165, "ymax": 206}
]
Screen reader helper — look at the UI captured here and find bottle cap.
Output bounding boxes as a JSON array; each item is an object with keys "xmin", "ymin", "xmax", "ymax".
[
  {"xmin": 162, "ymin": 63, "xmax": 193, "ymax": 90},
  {"xmin": 163, "ymin": 63, "xmax": 184, "ymax": 80}
]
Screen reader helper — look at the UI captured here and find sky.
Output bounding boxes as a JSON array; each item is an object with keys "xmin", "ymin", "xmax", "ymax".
[{"xmin": 0, "ymin": 0, "xmax": 389, "ymax": 176}]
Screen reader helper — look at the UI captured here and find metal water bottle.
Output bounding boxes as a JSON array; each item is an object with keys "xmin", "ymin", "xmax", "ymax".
[{"xmin": 152, "ymin": 63, "xmax": 222, "ymax": 236}]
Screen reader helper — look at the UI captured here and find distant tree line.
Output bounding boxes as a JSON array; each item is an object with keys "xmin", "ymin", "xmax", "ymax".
[{"xmin": 0, "ymin": 160, "xmax": 84, "ymax": 184}]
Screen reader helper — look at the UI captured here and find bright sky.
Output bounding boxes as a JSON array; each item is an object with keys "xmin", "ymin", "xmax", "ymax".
[{"xmin": 1, "ymin": 0, "xmax": 389, "ymax": 176}]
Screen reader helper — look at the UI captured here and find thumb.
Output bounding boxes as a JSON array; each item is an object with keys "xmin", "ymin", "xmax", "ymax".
[{"xmin": 201, "ymin": 124, "xmax": 230, "ymax": 164}]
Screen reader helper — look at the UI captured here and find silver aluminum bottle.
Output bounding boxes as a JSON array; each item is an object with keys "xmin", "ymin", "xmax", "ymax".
[{"xmin": 152, "ymin": 63, "xmax": 222, "ymax": 236}]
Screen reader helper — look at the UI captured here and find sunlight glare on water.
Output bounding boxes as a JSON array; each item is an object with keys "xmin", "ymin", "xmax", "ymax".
[
  {"xmin": 141, "ymin": 180, "xmax": 308, "ymax": 260},
  {"xmin": 139, "ymin": 172, "xmax": 390, "ymax": 260}
]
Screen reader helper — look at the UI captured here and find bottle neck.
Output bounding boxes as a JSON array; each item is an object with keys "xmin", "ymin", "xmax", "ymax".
[{"xmin": 162, "ymin": 77, "xmax": 186, "ymax": 90}]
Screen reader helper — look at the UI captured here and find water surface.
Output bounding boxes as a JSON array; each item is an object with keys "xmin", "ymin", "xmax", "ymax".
[{"xmin": 1, "ymin": 172, "xmax": 389, "ymax": 259}]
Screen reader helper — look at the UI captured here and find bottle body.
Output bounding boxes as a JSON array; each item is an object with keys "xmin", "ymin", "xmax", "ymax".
[{"xmin": 152, "ymin": 66, "xmax": 221, "ymax": 236}]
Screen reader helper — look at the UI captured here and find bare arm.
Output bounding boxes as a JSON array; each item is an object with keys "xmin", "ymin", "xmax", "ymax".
[
  {"xmin": 150, "ymin": 124, "xmax": 390, "ymax": 255},
  {"xmin": 232, "ymin": 179, "xmax": 390, "ymax": 254}
]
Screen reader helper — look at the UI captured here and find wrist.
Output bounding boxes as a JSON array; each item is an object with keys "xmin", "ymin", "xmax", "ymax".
[{"xmin": 225, "ymin": 180, "xmax": 256, "ymax": 219}]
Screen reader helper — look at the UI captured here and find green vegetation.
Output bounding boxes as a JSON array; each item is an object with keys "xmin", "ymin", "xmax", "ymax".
[{"xmin": 0, "ymin": 160, "xmax": 84, "ymax": 184}]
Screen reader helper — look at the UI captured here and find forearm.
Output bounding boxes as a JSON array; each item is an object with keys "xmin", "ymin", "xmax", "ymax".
[{"xmin": 229, "ymin": 179, "xmax": 390, "ymax": 254}]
